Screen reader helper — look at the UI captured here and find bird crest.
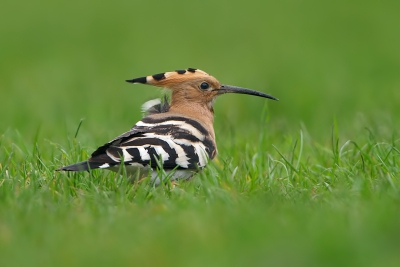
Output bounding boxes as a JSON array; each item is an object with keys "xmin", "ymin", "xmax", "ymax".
[
  {"xmin": 126, "ymin": 68, "xmax": 278, "ymax": 111},
  {"xmin": 126, "ymin": 68, "xmax": 212, "ymax": 87}
]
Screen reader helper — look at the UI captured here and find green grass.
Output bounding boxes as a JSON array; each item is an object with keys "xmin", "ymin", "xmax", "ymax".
[{"xmin": 1, "ymin": 0, "xmax": 400, "ymax": 266}]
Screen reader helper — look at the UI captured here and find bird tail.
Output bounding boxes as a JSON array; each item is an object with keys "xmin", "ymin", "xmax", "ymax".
[{"xmin": 56, "ymin": 161, "xmax": 92, "ymax": 172}]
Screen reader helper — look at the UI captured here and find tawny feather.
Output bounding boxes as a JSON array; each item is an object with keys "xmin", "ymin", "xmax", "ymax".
[{"xmin": 58, "ymin": 68, "xmax": 278, "ymax": 184}]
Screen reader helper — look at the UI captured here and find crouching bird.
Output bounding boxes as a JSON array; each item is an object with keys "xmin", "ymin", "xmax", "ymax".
[{"xmin": 57, "ymin": 68, "xmax": 278, "ymax": 184}]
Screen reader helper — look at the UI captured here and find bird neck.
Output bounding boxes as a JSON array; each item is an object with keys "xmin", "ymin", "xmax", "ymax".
[{"xmin": 168, "ymin": 101, "xmax": 215, "ymax": 140}]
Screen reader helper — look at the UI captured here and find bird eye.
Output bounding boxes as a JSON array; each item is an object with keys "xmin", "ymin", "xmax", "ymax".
[{"xmin": 200, "ymin": 82, "xmax": 210, "ymax": 90}]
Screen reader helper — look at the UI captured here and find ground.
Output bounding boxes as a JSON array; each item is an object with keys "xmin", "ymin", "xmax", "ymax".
[{"xmin": 1, "ymin": 0, "xmax": 400, "ymax": 266}]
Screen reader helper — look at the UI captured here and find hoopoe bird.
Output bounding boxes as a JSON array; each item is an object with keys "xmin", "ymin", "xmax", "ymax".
[{"xmin": 58, "ymin": 68, "xmax": 278, "ymax": 183}]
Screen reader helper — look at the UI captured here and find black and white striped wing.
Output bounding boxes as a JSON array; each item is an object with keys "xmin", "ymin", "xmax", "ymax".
[{"xmin": 86, "ymin": 116, "xmax": 216, "ymax": 171}]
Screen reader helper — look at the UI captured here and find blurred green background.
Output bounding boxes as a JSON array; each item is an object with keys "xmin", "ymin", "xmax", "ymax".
[
  {"xmin": 1, "ymin": 0, "xmax": 400, "ymax": 266},
  {"xmin": 2, "ymin": 0, "xmax": 399, "ymax": 144}
]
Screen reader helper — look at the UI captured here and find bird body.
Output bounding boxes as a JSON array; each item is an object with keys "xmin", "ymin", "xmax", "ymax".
[{"xmin": 58, "ymin": 68, "xmax": 278, "ymax": 183}]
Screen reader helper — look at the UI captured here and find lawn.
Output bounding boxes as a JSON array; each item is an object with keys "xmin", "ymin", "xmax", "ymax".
[{"xmin": 1, "ymin": 0, "xmax": 400, "ymax": 266}]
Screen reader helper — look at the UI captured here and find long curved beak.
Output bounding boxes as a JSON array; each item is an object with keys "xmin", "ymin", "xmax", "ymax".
[{"xmin": 216, "ymin": 85, "xmax": 279, "ymax": 101}]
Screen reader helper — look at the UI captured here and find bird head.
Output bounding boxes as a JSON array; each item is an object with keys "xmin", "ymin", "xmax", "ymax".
[{"xmin": 126, "ymin": 68, "xmax": 278, "ymax": 110}]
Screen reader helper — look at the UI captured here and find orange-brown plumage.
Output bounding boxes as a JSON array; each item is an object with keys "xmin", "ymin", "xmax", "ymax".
[{"xmin": 58, "ymin": 68, "xmax": 278, "ymax": 184}]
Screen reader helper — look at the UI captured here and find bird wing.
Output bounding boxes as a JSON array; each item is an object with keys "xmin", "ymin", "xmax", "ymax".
[{"xmin": 87, "ymin": 115, "xmax": 215, "ymax": 171}]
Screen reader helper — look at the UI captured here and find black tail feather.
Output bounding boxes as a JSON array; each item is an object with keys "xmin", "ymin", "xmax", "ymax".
[{"xmin": 56, "ymin": 161, "xmax": 91, "ymax": 172}]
